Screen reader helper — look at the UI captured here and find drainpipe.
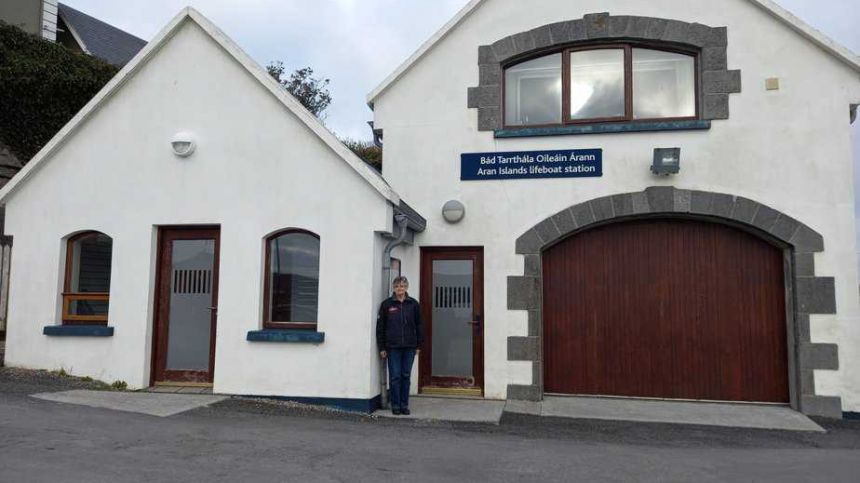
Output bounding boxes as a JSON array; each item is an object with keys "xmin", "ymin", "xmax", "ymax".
[{"xmin": 379, "ymin": 214, "xmax": 410, "ymax": 409}]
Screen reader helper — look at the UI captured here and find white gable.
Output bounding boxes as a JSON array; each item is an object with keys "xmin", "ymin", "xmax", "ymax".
[{"xmin": 0, "ymin": 7, "xmax": 399, "ymax": 205}]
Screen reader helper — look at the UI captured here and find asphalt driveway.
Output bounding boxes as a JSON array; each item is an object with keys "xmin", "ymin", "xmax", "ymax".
[{"xmin": 1, "ymin": 368, "xmax": 859, "ymax": 482}]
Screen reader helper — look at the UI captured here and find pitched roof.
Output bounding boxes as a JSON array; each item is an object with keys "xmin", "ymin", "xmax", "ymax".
[
  {"xmin": 0, "ymin": 8, "xmax": 400, "ymax": 205},
  {"xmin": 367, "ymin": 0, "xmax": 860, "ymax": 107},
  {"xmin": 57, "ymin": 3, "xmax": 147, "ymax": 67}
]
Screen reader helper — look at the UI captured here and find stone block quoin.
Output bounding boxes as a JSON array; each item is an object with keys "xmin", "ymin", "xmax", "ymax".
[
  {"xmin": 506, "ymin": 187, "xmax": 842, "ymax": 418},
  {"xmin": 469, "ymin": 13, "xmax": 742, "ymax": 130}
]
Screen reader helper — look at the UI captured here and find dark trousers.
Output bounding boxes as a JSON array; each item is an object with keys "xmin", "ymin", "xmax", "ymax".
[{"xmin": 387, "ymin": 348, "xmax": 416, "ymax": 410}]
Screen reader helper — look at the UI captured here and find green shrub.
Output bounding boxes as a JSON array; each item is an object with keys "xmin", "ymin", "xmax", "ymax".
[
  {"xmin": 340, "ymin": 137, "xmax": 382, "ymax": 171},
  {"xmin": 0, "ymin": 21, "xmax": 118, "ymax": 162},
  {"xmin": 111, "ymin": 380, "xmax": 128, "ymax": 391},
  {"xmin": 51, "ymin": 368, "xmax": 69, "ymax": 377}
]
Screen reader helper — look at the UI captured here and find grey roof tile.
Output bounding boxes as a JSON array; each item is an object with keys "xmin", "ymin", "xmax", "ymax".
[{"xmin": 58, "ymin": 3, "xmax": 146, "ymax": 66}]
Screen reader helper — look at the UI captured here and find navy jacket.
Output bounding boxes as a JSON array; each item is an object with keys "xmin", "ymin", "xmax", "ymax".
[{"xmin": 376, "ymin": 295, "xmax": 424, "ymax": 350}]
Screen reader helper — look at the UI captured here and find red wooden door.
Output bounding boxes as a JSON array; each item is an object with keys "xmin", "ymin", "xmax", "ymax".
[
  {"xmin": 151, "ymin": 227, "xmax": 220, "ymax": 384},
  {"xmin": 542, "ymin": 219, "xmax": 789, "ymax": 403}
]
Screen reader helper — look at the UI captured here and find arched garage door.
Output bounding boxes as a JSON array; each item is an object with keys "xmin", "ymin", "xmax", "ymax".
[{"xmin": 542, "ymin": 219, "xmax": 790, "ymax": 403}]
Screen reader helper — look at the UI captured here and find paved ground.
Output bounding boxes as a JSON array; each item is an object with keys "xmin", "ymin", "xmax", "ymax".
[
  {"xmin": 2, "ymin": 368, "xmax": 860, "ymax": 482},
  {"xmin": 374, "ymin": 396, "xmax": 506, "ymax": 423}
]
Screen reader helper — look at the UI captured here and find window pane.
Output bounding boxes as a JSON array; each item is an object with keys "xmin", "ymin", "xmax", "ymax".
[
  {"xmin": 569, "ymin": 49, "xmax": 625, "ymax": 120},
  {"xmin": 68, "ymin": 299, "xmax": 109, "ymax": 317},
  {"xmin": 505, "ymin": 54, "xmax": 562, "ymax": 126},
  {"xmin": 269, "ymin": 232, "xmax": 320, "ymax": 323},
  {"xmin": 633, "ymin": 49, "xmax": 696, "ymax": 119},
  {"xmin": 389, "ymin": 258, "xmax": 401, "ymax": 288},
  {"xmin": 70, "ymin": 233, "xmax": 112, "ymax": 293},
  {"xmin": 431, "ymin": 260, "xmax": 474, "ymax": 378},
  {"xmin": 167, "ymin": 239, "xmax": 215, "ymax": 371}
]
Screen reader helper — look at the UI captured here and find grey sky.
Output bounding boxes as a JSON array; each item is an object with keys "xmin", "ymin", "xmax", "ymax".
[{"xmin": 62, "ymin": 0, "xmax": 859, "ymax": 236}]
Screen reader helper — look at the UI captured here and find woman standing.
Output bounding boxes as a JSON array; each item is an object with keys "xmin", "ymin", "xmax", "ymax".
[{"xmin": 376, "ymin": 276, "xmax": 423, "ymax": 415}]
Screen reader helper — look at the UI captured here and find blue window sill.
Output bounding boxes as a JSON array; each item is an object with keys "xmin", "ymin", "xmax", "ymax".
[
  {"xmin": 495, "ymin": 120, "xmax": 711, "ymax": 138},
  {"xmin": 247, "ymin": 330, "xmax": 325, "ymax": 344},
  {"xmin": 44, "ymin": 325, "xmax": 114, "ymax": 337}
]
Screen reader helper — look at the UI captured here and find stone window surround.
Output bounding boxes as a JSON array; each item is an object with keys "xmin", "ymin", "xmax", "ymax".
[
  {"xmin": 468, "ymin": 13, "xmax": 742, "ymax": 131},
  {"xmin": 507, "ymin": 187, "xmax": 842, "ymax": 419}
]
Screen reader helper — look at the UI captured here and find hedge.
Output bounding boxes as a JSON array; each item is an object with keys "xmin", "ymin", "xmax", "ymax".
[{"xmin": 0, "ymin": 21, "xmax": 118, "ymax": 162}]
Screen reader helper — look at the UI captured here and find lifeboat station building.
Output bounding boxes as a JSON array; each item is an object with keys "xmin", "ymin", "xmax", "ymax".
[{"xmin": 1, "ymin": 0, "xmax": 859, "ymax": 419}]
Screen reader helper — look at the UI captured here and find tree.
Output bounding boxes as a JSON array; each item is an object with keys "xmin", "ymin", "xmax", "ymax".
[
  {"xmin": 265, "ymin": 61, "xmax": 379, "ymax": 170},
  {"xmin": 266, "ymin": 61, "xmax": 332, "ymax": 119},
  {"xmin": 340, "ymin": 137, "xmax": 382, "ymax": 172}
]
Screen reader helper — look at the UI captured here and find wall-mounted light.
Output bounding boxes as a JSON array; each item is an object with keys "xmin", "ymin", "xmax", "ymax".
[
  {"xmin": 651, "ymin": 148, "xmax": 681, "ymax": 176},
  {"xmin": 171, "ymin": 131, "xmax": 196, "ymax": 158},
  {"xmin": 442, "ymin": 200, "xmax": 466, "ymax": 224}
]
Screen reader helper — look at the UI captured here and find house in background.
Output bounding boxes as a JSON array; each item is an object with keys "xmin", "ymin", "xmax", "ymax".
[
  {"xmin": 0, "ymin": 0, "xmax": 59, "ymax": 42},
  {"xmin": 55, "ymin": 3, "xmax": 146, "ymax": 67},
  {"xmin": 0, "ymin": 0, "xmax": 145, "ymax": 67}
]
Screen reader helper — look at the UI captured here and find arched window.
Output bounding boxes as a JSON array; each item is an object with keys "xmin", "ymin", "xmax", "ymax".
[
  {"xmin": 504, "ymin": 44, "xmax": 697, "ymax": 127},
  {"xmin": 63, "ymin": 231, "xmax": 112, "ymax": 325},
  {"xmin": 264, "ymin": 229, "xmax": 320, "ymax": 330}
]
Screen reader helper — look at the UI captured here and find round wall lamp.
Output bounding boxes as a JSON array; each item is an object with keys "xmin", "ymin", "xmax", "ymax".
[
  {"xmin": 442, "ymin": 200, "xmax": 466, "ymax": 224},
  {"xmin": 171, "ymin": 131, "xmax": 196, "ymax": 158}
]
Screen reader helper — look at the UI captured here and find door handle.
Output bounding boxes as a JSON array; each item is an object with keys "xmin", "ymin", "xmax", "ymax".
[{"xmin": 208, "ymin": 307, "xmax": 218, "ymax": 311}]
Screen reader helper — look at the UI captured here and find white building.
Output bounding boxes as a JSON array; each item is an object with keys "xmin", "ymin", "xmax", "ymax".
[{"xmin": 2, "ymin": 0, "xmax": 859, "ymax": 418}]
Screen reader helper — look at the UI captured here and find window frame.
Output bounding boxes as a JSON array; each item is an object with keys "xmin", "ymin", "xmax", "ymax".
[
  {"xmin": 262, "ymin": 228, "xmax": 321, "ymax": 331},
  {"xmin": 502, "ymin": 41, "xmax": 700, "ymax": 129},
  {"xmin": 62, "ymin": 231, "xmax": 112, "ymax": 326}
]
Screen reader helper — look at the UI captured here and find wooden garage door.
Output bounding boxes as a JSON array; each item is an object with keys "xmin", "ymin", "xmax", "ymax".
[{"xmin": 542, "ymin": 219, "xmax": 789, "ymax": 403}]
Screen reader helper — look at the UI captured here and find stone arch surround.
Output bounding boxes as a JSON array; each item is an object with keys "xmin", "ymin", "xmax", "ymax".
[
  {"xmin": 468, "ymin": 13, "xmax": 742, "ymax": 130},
  {"xmin": 506, "ymin": 187, "xmax": 842, "ymax": 419}
]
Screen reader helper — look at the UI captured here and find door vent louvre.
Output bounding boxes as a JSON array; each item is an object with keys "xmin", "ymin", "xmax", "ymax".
[
  {"xmin": 434, "ymin": 286, "xmax": 472, "ymax": 309},
  {"xmin": 173, "ymin": 269, "xmax": 212, "ymax": 294}
]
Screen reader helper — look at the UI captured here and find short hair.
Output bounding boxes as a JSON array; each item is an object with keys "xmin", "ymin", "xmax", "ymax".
[{"xmin": 392, "ymin": 276, "xmax": 409, "ymax": 286}]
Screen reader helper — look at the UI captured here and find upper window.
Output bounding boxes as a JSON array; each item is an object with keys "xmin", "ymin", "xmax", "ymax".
[
  {"xmin": 264, "ymin": 230, "xmax": 320, "ymax": 330},
  {"xmin": 63, "ymin": 232, "xmax": 112, "ymax": 325},
  {"xmin": 504, "ymin": 45, "xmax": 697, "ymax": 127}
]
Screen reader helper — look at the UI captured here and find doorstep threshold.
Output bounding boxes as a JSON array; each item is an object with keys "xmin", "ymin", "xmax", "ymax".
[
  {"xmin": 420, "ymin": 386, "xmax": 482, "ymax": 398},
  {"xmin": 154, "ymin": 381, "xmax": 213, "ymax": 388}
]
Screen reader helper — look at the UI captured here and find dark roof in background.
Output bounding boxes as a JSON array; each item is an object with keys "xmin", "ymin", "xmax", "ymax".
[{"xmin": 58, "ymin": 3, "xmax": 146, "ymax": 66}]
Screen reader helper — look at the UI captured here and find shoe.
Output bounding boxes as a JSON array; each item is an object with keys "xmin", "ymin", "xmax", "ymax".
[
  {"xmin": 401, "ymin": 408, "xmax": 411, "ymax": 415},
  {"xmin": 392, "ymin": 408, "xmax": 401, "ymax": 415}
]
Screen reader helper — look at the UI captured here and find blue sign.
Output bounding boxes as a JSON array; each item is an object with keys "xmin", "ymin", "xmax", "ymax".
[{"xmin": 461, "ymin": 149, "xmax": 602, "ymax": 181}]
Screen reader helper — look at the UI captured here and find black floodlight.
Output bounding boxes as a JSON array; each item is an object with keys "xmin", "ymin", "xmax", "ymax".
[{"xmin": 652, "ymin": 148, "xmax": 681, "ymax": 175}]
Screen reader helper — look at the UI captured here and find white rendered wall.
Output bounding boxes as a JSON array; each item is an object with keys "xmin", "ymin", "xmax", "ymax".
[
  {"xmin": 4, "ymin": 20, "xmax": 392, "ymax": 401},
  {"xmin": 373, "ymin": 0, "xmax": 860, "ymax": 408}
]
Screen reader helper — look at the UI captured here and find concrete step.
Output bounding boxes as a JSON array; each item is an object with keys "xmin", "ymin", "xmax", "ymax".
[{"xmin": 505, "ymin": 396, "xmax": 825, "ymax": 432}]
